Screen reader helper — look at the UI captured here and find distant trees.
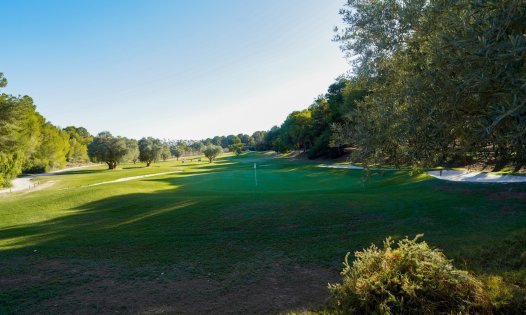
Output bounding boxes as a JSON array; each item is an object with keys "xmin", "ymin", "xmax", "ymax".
[
  {"xmin": 88, "ymin": 132, "xmax": 129, "ymax": 169},
  {"xmin": 252, "ymin": 131, "xmax": 267, "ymax": 151},
  {"xmin": 280, "ymin": 110, "xmax": 313, "ymax": 152},
  {"xmin": 123, "ymin": 139, "xmax": 139, "ymax": 164},
  {"xmin": 228, "ymin": 135, "xmax": 243, "ymax": 155},
  {"xmin": 138, "ymin": 137, "xmax": 163, "ymax": 166},
  {"xmin": 63, "ymin": 126, "xmax": 92, "ymax": 164},
  {"xmin": 203, "ymin": 145, "xmax": 222, "ymax": 163},
  {"xmin": 170, "ymin": 145, "xmax": 183, "ymax": 160},
  {"xmin": 161, "ymin": 143, "xmax": 171, "ymax": 161}
]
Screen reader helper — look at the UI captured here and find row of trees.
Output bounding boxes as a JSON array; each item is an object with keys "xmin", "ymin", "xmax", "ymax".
[
  {"xmin": 88, "ymin": 134, "xmax": 225, "ymax": 169},
  {"xmin": 0, "ymin": 73, "xmax": 93, "ymax": 187},
  {"xmin": 88, "ymin": 133, "xmax": 176, "ymax": 169},
  {"xmin": 200, "ymin": 78, "xmax": 366, "ymax": 159}
]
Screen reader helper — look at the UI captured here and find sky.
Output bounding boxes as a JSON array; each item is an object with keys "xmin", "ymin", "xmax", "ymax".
[{"xmin": 1, "ymin": 0, "xmax": 350, "ymax": 140}]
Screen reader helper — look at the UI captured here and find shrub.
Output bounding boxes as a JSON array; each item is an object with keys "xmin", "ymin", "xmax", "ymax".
[{"xmin": 328, "ymin": 235, "xmax": 492, "ymax": 314}]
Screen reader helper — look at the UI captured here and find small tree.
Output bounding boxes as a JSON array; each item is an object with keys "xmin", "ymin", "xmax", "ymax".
[
  {"xmin": 161, "ymin": 143, "xmax": 171, "ymax": 161},
  {"xmin": 138, "ymin": 137, "xmax": 163, "ymax": 166},
  {"xmin": 203, "ymin": 145, "xmax": 222, "ymax": 163},
  {"xmin": 170, "ymin": 146, "xmax": 182, "ymax": 160},
  {"xmin": 124, "ymin": 138, "xmax": 139, "ymax": 164}
]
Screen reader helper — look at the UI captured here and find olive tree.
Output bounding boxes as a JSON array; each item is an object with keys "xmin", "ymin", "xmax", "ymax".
[
  {"xmin": 88, "ymin": 132, "xmax": 129, "ymax": 169},
  {"xmin": 138, "ymin": 137, "xmax": 163, "ymax": 166},
  {"xmin": 203, "ymin": 145, "xmax": 222, "ymax": 163},
  {"xmin": 170, "ymin": 145, "xmax": 183, "ymax": 160}
]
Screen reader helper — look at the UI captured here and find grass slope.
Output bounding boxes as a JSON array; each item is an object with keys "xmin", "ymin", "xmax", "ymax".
[{"xmin": 1, "ymin": 152, "xmax": 525, "ymax": 313}]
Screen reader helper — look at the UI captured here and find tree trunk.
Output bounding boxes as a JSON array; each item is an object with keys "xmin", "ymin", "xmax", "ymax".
[{"xmin": 146, "ymin": 161, "xmax": 151, "ymax": 167}]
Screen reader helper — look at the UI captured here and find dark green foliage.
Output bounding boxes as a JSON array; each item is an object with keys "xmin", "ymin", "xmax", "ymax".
[
  {"xmin": 334, "ymin": 0, "xmax": 526, "ymax": 169},
  {"xmin": 138, "ymin": 137, "xmax": 163, "ymax": 166},
  {"xmin": 169, "ymin": 145, "xmax": 183, "ymax": 160},
  {"xmin": 88, "ymin": 132, "xmax": 129, "ymax": 169},
  {"xmin": 0, "ymin": 92, "xmax": 37, "ymax": 186},
  {"xmin": 160, "ymin": 143, "xmax": 171, "ymax": 161},
  {"xmin": 0, "ymin": 73, "xmax": 84, "ymax": 185},
  {"xmin": 203, "ymin": 145, "xmax": 222, "ymax": 162},
  {"xmin": 328, "ymin": 235, "xmax": 492, "ymax": 314},
  {"xmin": 123, "ymin": 138, "xmax": 139, "ymax": 164}
]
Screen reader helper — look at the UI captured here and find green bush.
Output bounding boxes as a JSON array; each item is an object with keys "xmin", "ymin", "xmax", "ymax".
[{"xmin": 328, "ymin": 235, "xmax": 491, "ymax": 314}]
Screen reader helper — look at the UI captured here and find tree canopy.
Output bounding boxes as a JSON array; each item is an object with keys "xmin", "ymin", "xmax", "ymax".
[
  {"xmin": 203, "ymin": 145, "xmax": 222, "ymax": 163},
  {"xmin": 88, "ymin": 132, "xmax": 129, "ymax": 169},
  {"xmin": 138, "ymin": 137, "xmax": 163, "ymax": 167}
]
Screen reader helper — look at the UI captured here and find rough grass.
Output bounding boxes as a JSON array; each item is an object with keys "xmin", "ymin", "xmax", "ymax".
[{"xmin": 0, "ymin": 152, "xmax": 525, "ymax": 313}]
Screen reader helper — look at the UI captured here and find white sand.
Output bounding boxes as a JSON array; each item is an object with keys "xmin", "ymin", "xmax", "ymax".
[{"xmin": 426, "ymin": 170, "xmax": 526, "ymax": 183}]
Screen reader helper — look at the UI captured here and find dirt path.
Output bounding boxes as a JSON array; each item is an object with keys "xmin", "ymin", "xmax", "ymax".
[{"xmin": 0, "ymin": 165, "xmax": 97, "ymax": 195}]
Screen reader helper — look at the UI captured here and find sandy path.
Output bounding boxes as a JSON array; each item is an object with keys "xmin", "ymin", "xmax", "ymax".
[
  {"xmin": 426, "ymin": 170, "xmax": 526, "ymax": 183},
  {"xmin": 88, "ymin": 171, "xmax": 182, "ymax": 187},
  {"xmin": 0, "ymin": 165, "xmax": 97, "ymax": 195}
]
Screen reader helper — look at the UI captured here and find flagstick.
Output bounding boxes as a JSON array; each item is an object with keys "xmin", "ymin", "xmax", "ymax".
[{"xmin": 254, "ymin": 163, "xmax": 258, "ymax": 186}]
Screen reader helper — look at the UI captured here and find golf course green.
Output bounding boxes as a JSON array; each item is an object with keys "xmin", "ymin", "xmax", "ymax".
[{"xmin": 1, "ymin": 152, "xmax": 525, "ymax": 313}]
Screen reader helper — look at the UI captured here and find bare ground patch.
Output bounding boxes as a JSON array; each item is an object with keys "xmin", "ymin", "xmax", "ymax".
[{"xmin": 0, "ymin": 256, "xmax": 338, "ymax": 314}]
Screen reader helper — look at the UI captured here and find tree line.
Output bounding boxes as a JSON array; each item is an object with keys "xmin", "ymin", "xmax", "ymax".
[{"xmin": 0, "ymin": 73, "xmax": 92, "ymax": 187}]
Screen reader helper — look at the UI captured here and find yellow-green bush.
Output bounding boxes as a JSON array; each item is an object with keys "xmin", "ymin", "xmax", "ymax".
[{"xmin": 328, "ymin": 235, "xmax": 492, "ymax": 314}]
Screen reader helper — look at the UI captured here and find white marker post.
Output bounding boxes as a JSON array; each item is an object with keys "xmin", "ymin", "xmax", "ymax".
[{"xmin": 254, "ymin": 163, "xmax": 258, "ymax": 186}]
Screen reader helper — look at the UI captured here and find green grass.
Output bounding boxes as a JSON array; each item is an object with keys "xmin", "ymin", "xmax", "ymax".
[{"xmin": 1, "ymin": 152, "xmax": 525, "ymax": 312}]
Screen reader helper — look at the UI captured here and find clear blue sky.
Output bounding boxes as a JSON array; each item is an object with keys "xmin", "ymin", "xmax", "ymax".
[{"xmin": 1, "ymin": 0, "xmax": 349, "ymax": 140}]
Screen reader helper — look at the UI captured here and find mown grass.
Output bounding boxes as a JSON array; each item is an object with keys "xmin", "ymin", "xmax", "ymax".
[{"xmin": 0, "ymin": 152, "xmax": 525, "ymax": 312}]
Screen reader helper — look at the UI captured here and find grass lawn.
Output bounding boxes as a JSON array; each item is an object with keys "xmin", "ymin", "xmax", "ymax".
[{"xmin": 1, "ymin": 152, "xmax": 525, "ymax": 314}]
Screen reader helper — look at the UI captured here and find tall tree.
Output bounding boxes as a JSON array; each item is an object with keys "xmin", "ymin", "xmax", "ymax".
[
  {"xmin": 334, "ymin": 0, "xmax": 526, "ymax": 169},
  {"xmin": 0, "ymin": 74, "xmax": 41, "ymax": 186}
]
